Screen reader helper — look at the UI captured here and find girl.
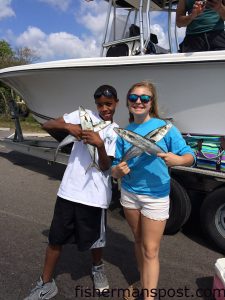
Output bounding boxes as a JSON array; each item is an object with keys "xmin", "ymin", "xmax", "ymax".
[{"xmin": 111, "ymin": 81, "xmax": 195, "ymax": 300}]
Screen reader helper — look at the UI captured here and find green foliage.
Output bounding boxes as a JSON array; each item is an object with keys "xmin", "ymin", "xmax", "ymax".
[
  {"xmin": 0, "ymin": 39, "xmax": 40, "ymax": 117},
  {"xmin": 0, "ymin": 40, "xmax": 14, "ymax": 69},
  {"xmin": 0, "ymin": 113, "xmax": 44, "ymax": 132}
]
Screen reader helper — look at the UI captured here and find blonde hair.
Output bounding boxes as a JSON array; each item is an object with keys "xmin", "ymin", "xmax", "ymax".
[{"xmin": 126, "ymin": 80, "xmax": 159, "ymax": 122}]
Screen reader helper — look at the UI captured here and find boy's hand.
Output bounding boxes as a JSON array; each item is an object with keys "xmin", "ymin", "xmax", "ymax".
[
  {"xmin": 81, "ymin": 130, "xmax": 104, "ymax": 148},
  {"xmin": 111, "ymin": 162, "xmax": 130, "ymax": 179},
  {"xmin": 66, "ymin": 124, "xmax": 82, "ymax": 140}
]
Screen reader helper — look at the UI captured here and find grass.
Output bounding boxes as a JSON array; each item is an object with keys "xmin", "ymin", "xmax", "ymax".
[{"xmin": 0, "ymin": 114, "xmax": 45, "ymax": 132}]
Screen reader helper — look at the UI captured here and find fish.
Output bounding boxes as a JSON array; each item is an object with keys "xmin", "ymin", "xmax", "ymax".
[
  {"xmin": 79, "ymin": 106, "xmax": 99, "ymax": 172},
  {"xmin": 54, "ymin": 106, "xmax": 111, "ymax": 164},
  {"xmin": 121, "ymin": 122, "xmax": 172, "ymax": 161},
  {"xmin": 54, "ymin": 135, "xmax": 78, "ymax": 162},
  {"xmin": 114, "ymin": 127, "xmax": 166, "ymax": 157},
  {"xmin": 147, "ymin": 122, "xmax": 172, "ymax": 143}
]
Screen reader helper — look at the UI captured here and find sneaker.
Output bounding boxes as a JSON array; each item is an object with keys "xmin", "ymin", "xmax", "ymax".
[
  {"xmin": 24, "ymin": 277, "xmax": 58, "ymax": 300},
  {"xmin": 136, "ymin": 292, "xmax": 144, "ymax": 300},
  {"xmin": 92, "ymin": 263, "xmax": 109, "ymax": 292},
  {"xmin": 123, "ymin": 283, "xmax": 141, "ymax": 300}
]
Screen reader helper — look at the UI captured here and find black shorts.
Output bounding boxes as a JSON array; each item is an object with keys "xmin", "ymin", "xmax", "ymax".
[
  {"xmin": 180, "ymin": 30, "xmax": 225, "ymax": 52},
  {"xmin": 49, "ymin": 197, "xmax": 106, "ymax": 251}
]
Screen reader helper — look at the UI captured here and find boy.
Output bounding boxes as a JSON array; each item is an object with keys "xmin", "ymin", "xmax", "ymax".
[{"xmin": 24, "ymin": 85, "xmax": 119, "ymax": 300}]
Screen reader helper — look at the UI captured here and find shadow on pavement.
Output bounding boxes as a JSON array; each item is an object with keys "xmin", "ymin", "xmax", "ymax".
[
  {"xmin": 196, "ymin": 276, "xmax": 214, "ymax": 300},
  {"xmin": 41, "ymin": 226, "xmax": 139, "ymax": 287},
  {"xmin": 0, "ymin": 150, "xmax": 66, "ymax": 180}
]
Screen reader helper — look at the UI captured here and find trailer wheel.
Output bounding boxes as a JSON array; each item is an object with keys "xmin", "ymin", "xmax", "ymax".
[
  {"xmin": 164, "ymin": 178, "xmax": 191, "ymax": 235},
  {"xmin": 200, "ymin": 187, "xmax": 225, "ymax": 252}
]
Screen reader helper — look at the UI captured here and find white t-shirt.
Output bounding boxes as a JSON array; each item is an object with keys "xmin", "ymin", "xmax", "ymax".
[{"xmin": 57, "ymin": 109, "xmax": 118, "ymax": 209}]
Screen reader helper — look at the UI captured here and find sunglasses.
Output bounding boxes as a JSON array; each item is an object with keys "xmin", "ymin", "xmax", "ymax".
[
  {"xmin": 94, "ymin": 89, "xmax": 117, "ymax": 99},
  {"xmin": 128, "ymin": 94, "xmax": 152, "ymax": 103}
]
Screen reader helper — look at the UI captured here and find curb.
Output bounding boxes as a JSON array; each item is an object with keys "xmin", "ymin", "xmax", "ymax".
[{"xmin": 0, "ymin": 128, "xmax": 10, "ymax": 131}]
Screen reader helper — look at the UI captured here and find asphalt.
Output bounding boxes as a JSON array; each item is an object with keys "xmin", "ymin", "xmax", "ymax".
[{"xmin": 0, "ymin": 131, "xmax": 223, "ymax": 300}]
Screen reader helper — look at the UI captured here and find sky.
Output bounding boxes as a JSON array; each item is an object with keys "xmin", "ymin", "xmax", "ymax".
[{"xmin": 0, "ymin": 0, "xmax": 185, "ymax": 62}]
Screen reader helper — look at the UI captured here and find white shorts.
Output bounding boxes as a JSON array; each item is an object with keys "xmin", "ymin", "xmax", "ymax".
[{"xmin": 120, "ymin": 188, "xmax": 170, "ymax": 221}]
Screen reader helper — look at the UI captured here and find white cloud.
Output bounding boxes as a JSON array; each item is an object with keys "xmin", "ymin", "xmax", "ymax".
[
  {"xmin": 38, "ymin": 0, "xmax": 72, "ymax": 11},
  {"xmin": 149, "ymin": 11, "xmax": 185, "ymax": 52},
  {"xmin": 5, "ymin": 0, "xmax": 107, "ymax": 61},
  {"xmin": 17, "ymin": 26, "xmax": 46, "ymax": 46},
  {"xmin": 77, "ymin": 0, "xmax": 108, "ymax": 38},
  {"xmin": 171, "ymin": 12, "xmax": 185, "ymax": 43},
  {"xmin": 151, "ymin": 24, "xmax": 168, "ymax": 49},
  {"xmin": 78, "ymin": 12, "xmax": 107, "ymax": 36},
  {"xmin": 0, "ymin": 0, "xmax": 15, "ymax": 20},
  {"xmin": 2, "ymin": 0, "xmax": 184, "ymax": 61},
  {"xmin": 79, "ymin": 0, "xmax": 107, "ymax": 15},
  {"xmin": 176, "ymin": 27, "xmax": 185, "ymax": 41},
  {"xmin": 15, "ymin": 26, "xmax": 100, "ymax": 61}
]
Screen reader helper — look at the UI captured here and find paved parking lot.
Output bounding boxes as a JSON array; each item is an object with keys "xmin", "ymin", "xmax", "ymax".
[{"xmin": 0, "ymin": 139, "xmax": 223, "ymax": 300}]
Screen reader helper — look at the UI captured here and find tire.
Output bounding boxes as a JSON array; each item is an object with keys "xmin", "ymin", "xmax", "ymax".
[
  {"xmin": 164, "ymin": 178, "xmax": 192, "ymax": 235},
  {"xmin": 200, "ymin": 187, "xmax": 225, "ymax": 252}
]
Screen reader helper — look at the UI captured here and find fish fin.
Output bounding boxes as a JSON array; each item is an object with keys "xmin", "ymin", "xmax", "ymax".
[
  {"xmin": 148, "ymin": 138, "xmax": 156, "ymax": 143},
  {"xmin": 54, "ymin": 138, "xmax": 77, "ymax": 162},
  {"xmin": 144, "ymin": 151, "xmax": 152, "ymax": 156},
  {"xmin": 85, "ymin": 162, "xmax": 101, "ymax": 174},
  {"xmin": 54, "ymin": 145, "xmax": 61, "ymax": 162},
  {"xmin": 93, "ymin": 121, "xmax": 111, "ymax": 132},
  {"xmin": 54, "ymin": 149, "xmax": 59, "ymax": 162}
]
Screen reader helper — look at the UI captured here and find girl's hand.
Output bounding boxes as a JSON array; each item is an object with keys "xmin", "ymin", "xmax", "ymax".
[
  {"xmin": 111, "ymin": 162, "xmax": 131, "ymax": 179},
  {"xmin": 157, "ymin": 152, "xmax": 185, "ymax": 167},
  {"xmin": 81, "ymin": 130, "xmax": 104, "ymax": 148},
  {"xmin": 157, "ymin": 152, "xmax": 194, "ymax": 167}
]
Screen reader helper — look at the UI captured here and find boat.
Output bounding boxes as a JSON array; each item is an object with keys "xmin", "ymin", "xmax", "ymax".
[{"xmin": 0, "ymin": 0, "xmax": 225, "ymax": 136}]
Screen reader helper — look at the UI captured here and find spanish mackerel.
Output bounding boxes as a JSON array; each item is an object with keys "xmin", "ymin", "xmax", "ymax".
[
  {"xmin": 79, "ymin": 106, "xmax": 98, "ymax": 172},
  {"xmin": 54, "ymin": 106, "xmax": 111, "ymax": 164},
  {"xmin": 122, "ymin": 122, "xmax": 172, "ymax": 161},
  {"xmin": 114, "ymin": 127, "xmax": 166, "ymax": 157}
]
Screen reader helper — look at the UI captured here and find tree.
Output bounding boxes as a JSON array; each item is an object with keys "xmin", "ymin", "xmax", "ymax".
[
  {"xmin": 0, "ymin": 40, "xmax": 14, "ymax": 69},
  {"xmin": 0, "ymin": 40, "xmax": 39, "ymax": 116},
  {"xmin": 0, "ymin": 40, "xmax": 13, "ymax": 56},
  {"xmin": 15, "ymin": 47, "xmax": 39, "ymax": 65},
  {"xmin": 0, "ymin": 40, "xmax": 39, "ymax": 68}
]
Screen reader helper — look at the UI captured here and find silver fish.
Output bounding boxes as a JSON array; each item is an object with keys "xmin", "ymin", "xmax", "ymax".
[
  {"xmin": 80, "ymin": 106, "xmax": 112, "ymax": 173},
  {"xmin": 122, "ymin": 122, "xmax": 172, "ymax": 161},
  {"xmin": 147, "ymin": 122, "xmax": 172, "ymax": 143},
  {"xmin": 79, "ymin": 106, "xmax": 98, "ymax": 172},
  {"xmin": 114, "ymin": 127, "xmax": 166, "ymax": 157},
  {"xmin": 54, "ymin": 134, "xmax": 78, "ymax": 162},
  {"xmin": 54, "ymin": 106, "xmax": 111, "ymax": 163}
]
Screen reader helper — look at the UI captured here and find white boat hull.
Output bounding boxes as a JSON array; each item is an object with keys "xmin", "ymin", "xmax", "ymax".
[{"xmin": 0, "ymin": 51, "xmax": 225, "ymax": 136}]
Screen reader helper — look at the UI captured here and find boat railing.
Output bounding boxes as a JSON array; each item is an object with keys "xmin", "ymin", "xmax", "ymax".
[
  {"xmin": 103, "ymin": 35, "xmax": 140, "ymax": 48},
  {"xmin": 103, "ymin": 35, "xmax": 141, "ymax": 56},
  {"xmin": 102, "ymin": 0, "xmax": 178, "ymax": 56}
]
